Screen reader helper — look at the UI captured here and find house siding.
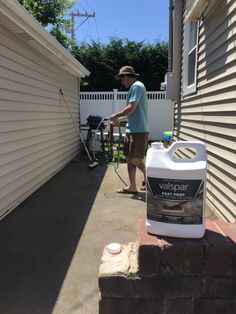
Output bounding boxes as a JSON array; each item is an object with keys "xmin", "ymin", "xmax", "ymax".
[
  {"xmin": 174, "ymin": 0, "xmax": 236, "ymax": 222},
  {"xmin": 0, "ymin": 24, "xmax": 81, "ymax": 219}
]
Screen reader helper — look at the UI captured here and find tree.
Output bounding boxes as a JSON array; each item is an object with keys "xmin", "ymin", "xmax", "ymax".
[
  {"xmin": 73, "ymin": 38, "xmax": 168, "ymax": 91},
  {"xmin": 18, "ymin": 1, "xmax": 168, "ymax": 90},
  {"xmin": 18, "ymin": 0, "xmax": 75, "ymax": 48}
]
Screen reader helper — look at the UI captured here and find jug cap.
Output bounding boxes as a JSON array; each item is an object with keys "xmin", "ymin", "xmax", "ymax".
[
  {"xmin": 106, "ymin": 243, "xmax": 121, "ymax": 254},
  {"xmin": 151, "ymin": 142, "xmax": 164, "ymax": 149}
]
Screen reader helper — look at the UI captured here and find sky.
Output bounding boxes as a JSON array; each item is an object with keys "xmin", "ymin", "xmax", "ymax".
[{"xmin": 68, "ymin": 0, "xmax": 169, "ymax": 44}]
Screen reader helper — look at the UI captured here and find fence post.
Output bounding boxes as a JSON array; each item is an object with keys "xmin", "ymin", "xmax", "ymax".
[{"xmin": 113, "ymin": 89, "xmax": 118, "ymax": 113}]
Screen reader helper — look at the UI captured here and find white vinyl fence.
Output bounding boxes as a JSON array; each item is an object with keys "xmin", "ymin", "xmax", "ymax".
[{"xmin": 80, "ymin": 90, "xmax": 173, "ymax": 141}]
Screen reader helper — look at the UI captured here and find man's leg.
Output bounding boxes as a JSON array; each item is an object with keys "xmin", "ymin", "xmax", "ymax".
[
  {"xmin": 116, "ymin": 132, "xmax": 148, "ymax": 193},
  {"xmin": 126, "ymin": 157, "xmax": 137, "ymax": 191},
  {"xmin": 128, "ymin": 132, "xmax": 148, "ymax": 191},
  {"xmin": 130, "ymin": 158, "xmax": 146, "ymax": 190},
  {"xmin": 116, "ymin": 156, "xmax": 138, "ymax": 193},
  {"xmin": 117, "ymin": 134, "xmax": 138, "ymax": 193}
]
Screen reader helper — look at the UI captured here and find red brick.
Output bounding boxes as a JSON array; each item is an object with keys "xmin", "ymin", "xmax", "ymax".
[
  {"xmin": 205, "ymin": 220, "xmax": 234, "ymax": 275},
  {"xmin": 138, "ymin": 219, "xmax": 207, "ymax": 274},
  {"xmin": 138, "ymin": 244, "xmax": 160, "ymax": 273},
  {"xmin": 138, "ymin": 219, "xmax": 185, "ymax": 274},
  {"xmin": 183, "ymin": 239, "xmax": 205, "ymax": 274},
  {"xmin": 99, "ymin": 274, "xmax": 202, "ymax": 299},
  {"xmin": 99, "ymin": 297, "xmax": 120, "ymax": 314},
  {"xmin": 214, "ymin": 220, "xmax": 236, "ymax": 244},
  {"xmin": 167, "ymin": 298, "xmax": 193, "ymax": 314},
  {"xmin": 193, "ymin": 298, "xmax": 236, "ymax": 314},
  {"xmin": 205, "ymin": 277, "xmax": 236, "ymax": 298},
  {"xmin": 137, "ymin": 219, "xmax": 161, "ymax": 273},
  {"xmin": 159, "ymin": 237, "xmax": 184, "ymax": 273},
  {"xmin": 214, "ymin": 220, "xmax": 236, "ymax": 275},
  {"xmin": 137, "ymin": 219, "xmax": 159, "ymax": 245},
  {"xmin": 98, "ymin": 276, "xmax": 133, "ymax": 297},
  {"xmin": 133, "ymin": 275, "xmax": 202, "ymax": 298},
  {"xmin": 99, "ymin": 297, "xmax": 164, "ymax": 314}
]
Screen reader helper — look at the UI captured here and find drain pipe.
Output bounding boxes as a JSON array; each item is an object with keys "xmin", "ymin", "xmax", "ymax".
[
  {"xmin": 162, "ymin": 0, "xmax": 182, "ymax": 101},
  {"xmin": 172, "ymin": 0, "xmax": 182, "ymax": 102},
  {"xmin": 163, "ymin": 0, "xmax": 174, "ymax": 99},
  {"xmin": 168, "ymin": 0, "xmax": 174, "ymax": 73}
]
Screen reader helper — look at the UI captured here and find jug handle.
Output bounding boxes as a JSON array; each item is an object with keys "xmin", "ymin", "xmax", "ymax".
[{"xmin": 168, "ymin": 141, "xmax": 207, "ymax": 161}]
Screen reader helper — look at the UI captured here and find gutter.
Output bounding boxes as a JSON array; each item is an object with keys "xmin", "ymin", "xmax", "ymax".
[{"xmin": 0, "ymin": 0, "xmax": 90, "ymax": 78}]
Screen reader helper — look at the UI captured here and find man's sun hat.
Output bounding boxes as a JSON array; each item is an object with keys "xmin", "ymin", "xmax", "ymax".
[{"xmin": 115, "ymin": 66, "xmax": 140, "ymax": 79}]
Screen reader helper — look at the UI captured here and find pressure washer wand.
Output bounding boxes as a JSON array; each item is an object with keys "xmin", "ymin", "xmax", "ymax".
[{"xmin": 59, "ymin": 89, "xmax": 98, "ymax": 169}]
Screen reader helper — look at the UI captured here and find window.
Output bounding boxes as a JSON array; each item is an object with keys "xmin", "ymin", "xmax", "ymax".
[{"xmin": 183, "ymin": 20, "xmax": 199, "ymax": 96}]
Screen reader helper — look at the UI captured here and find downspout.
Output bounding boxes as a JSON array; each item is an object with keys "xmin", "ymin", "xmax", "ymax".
[
  {"xmin": 168, "ymin": 0, "xmax": 174, "ymax": 73},
  {"xmin": 161, "ymin": 0, "xmax": 182, "ymax": 102},
  {"xmin": 165, "ymin": 0, "xmax": 174, "ymax": 100},
  {"xmin": 78, "ymin": 77, "xmax": 82, "ymax": 130},
  {"xmin": 172, "ymin": 0, "xmax": 183, "ymax": 102}
]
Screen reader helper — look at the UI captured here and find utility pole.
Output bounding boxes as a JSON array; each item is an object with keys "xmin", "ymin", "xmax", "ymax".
[{"xmin": 70, "ymin": 11, "xmax": 95, "ymax": 41}]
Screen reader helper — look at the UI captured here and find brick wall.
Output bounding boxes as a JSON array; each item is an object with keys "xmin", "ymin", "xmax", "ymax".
[{"xmin": 98, "ymin": 219, "xmax": 236, "ymax": 314}]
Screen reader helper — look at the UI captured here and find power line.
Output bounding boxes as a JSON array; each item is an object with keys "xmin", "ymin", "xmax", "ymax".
[{"xmin": 84, "ymin": 0, "xmax": 94, "ymax": 12}]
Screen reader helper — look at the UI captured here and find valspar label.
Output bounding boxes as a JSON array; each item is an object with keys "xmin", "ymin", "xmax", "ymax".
[
  {"xmin": 148, "ymin": 178, "xmax": 202, "ymax": 201},
  {"xmin": 147, "ymin": 177, "xmax": 204, "ymax": 225}
]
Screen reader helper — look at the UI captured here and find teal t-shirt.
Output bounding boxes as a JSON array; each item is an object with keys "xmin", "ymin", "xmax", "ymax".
[{"xmin": 126, "ymin": 81, "xmax": 149, "ymax": 133}]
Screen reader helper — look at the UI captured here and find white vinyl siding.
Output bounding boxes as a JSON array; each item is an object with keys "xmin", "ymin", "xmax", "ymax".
[
  {"xmin": 174, "ymin": 0, "xmax": 236, "ymax": 222},
  {"xmin": 0, "ymin": 24, "xmax": 81, "ymax": 219}
]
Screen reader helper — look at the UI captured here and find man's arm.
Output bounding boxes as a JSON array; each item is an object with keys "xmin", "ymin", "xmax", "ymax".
[{"xmin": 109, "ymin": 101, "xmax": 138, "ymax": 125}]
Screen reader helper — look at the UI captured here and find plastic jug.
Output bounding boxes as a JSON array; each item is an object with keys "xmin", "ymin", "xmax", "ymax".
[{"xmin": 146, "ymin": 141, "xmax": 207, "ymax": 238}]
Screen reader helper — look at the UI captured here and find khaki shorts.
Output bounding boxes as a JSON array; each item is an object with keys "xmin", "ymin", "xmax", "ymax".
[{"xmin": 123, "ymin": 132, "xmax": 149, "ymax": 159}]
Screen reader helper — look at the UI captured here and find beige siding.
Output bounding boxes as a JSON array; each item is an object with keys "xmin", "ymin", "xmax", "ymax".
[
  {"xmin": 174, "ymin": 0, "xmax": 236, "ymax": 222},
  {"xmin": 0, "ymin": 25, "xmax": 81, "ymax": 219}
]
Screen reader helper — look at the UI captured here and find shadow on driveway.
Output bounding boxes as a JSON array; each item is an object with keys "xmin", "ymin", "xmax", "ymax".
[{"xmin": 0, "ymin": 160, "xmax": 107, "ymax": 314}]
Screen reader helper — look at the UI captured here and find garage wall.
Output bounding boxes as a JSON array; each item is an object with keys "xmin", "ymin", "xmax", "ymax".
[{"xmin": 0, "ymin": 24, "xmax": 81, "ymax": 219}]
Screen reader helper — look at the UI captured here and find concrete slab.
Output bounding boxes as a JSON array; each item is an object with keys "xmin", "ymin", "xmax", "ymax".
[
  {"xmin": 0, "ymin": 160, "xmax": 146, "ymax": 314},
  {"xmin": 0, "ymin": 159, "xmax": 217, "ymax": 314}
]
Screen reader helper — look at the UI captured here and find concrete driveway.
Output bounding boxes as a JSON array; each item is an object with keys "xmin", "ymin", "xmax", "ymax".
[{"xmin": 0, "ymin": 159, "xmax": 147, "ymax": 314}]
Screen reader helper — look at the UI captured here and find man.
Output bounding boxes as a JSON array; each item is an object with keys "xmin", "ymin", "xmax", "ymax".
[{"xmin": 109, "ymin": 66, "xmax": 149, "ymax": 194}]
